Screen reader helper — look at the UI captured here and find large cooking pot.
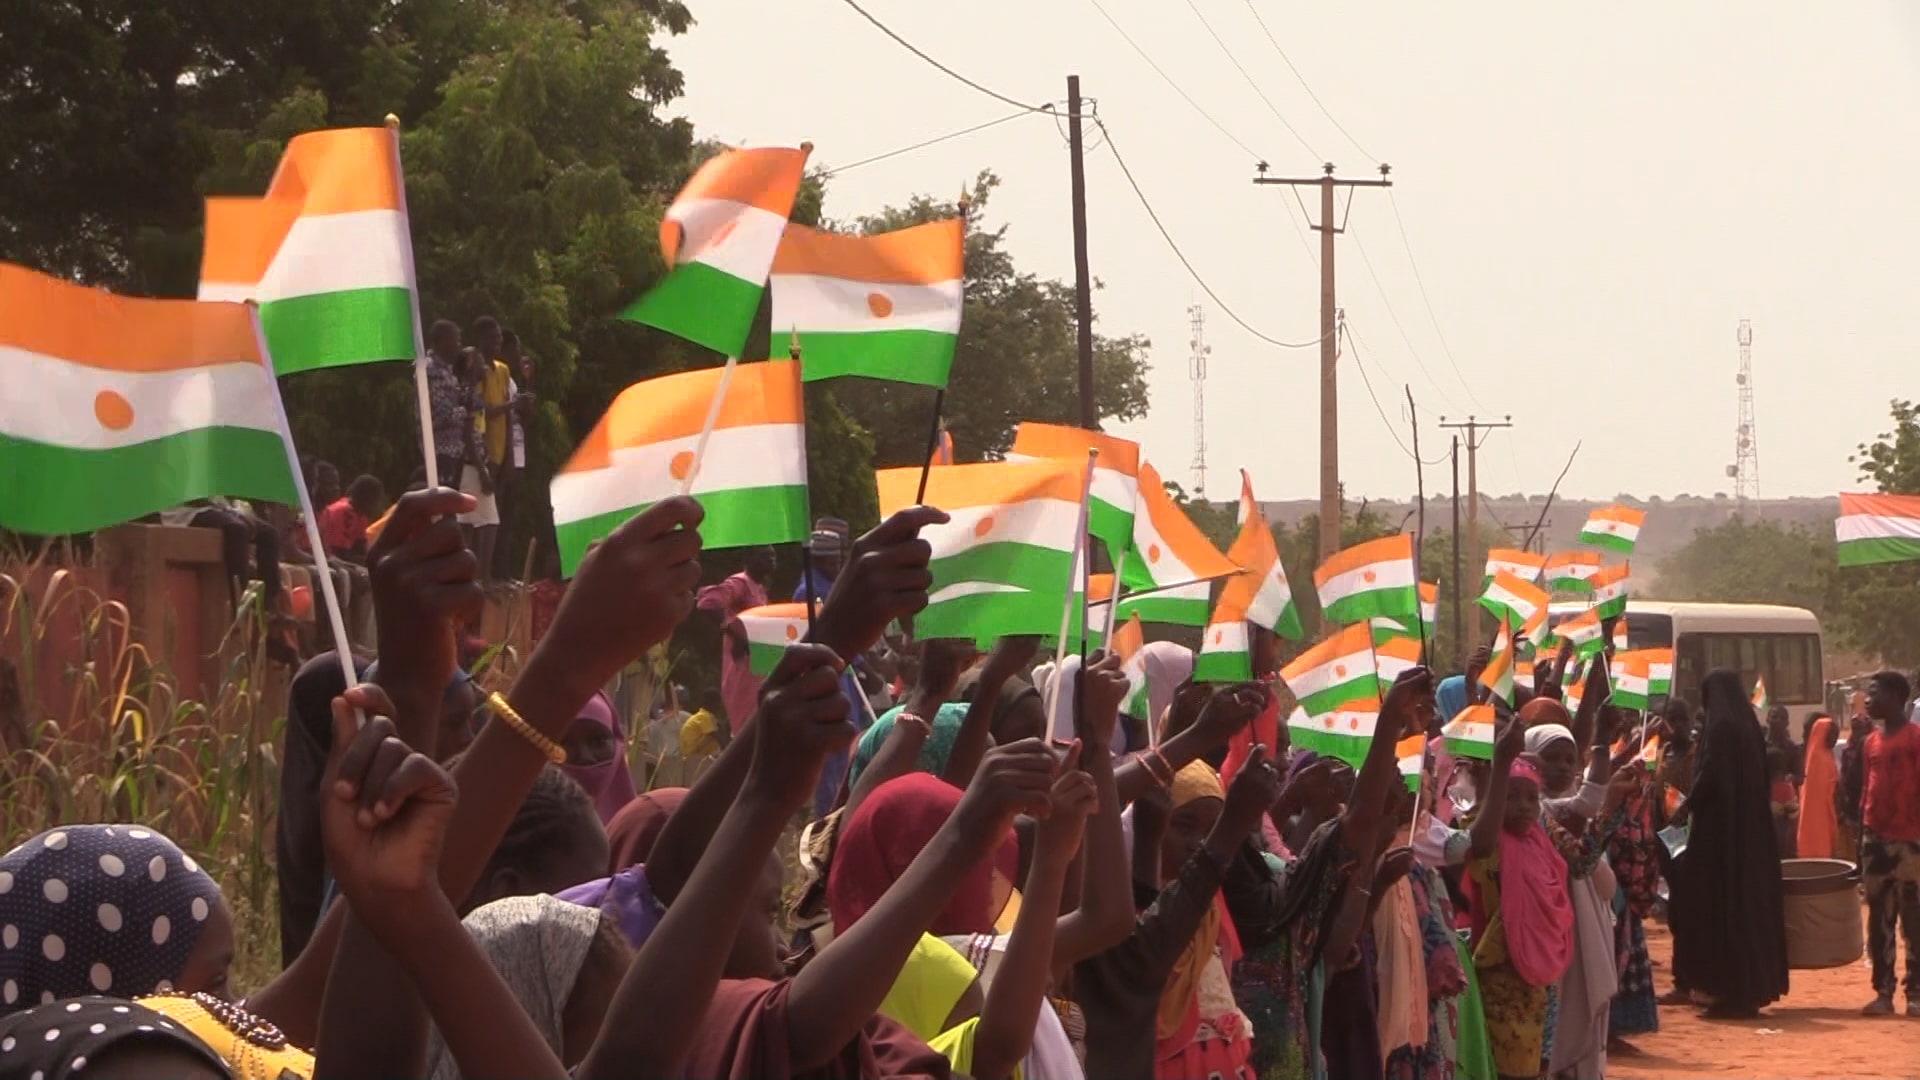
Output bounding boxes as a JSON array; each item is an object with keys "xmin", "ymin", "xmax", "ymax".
[{"xmin": 1780, "ymin": 858, "xmax": 1862, "ymax": 969}]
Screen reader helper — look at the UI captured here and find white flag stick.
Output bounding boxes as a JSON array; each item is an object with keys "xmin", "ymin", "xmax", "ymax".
[
  {"xmin": 677, "ymin": 355, "xmax": 740, "ymax": 497},
  {"xmin": 250, "ymin": 307, "xmax": 360, "ymax": 710},
  {"xmin": 1102, "ymin": 545, "xmax": 1128, "ymax": 646},
  {"xmin": 1042, "ymin": 449, "xmax": 1099, "ymax": 726},
  {"xmin": 384, "ymin": 115, "xmax": 439, "ymax": 491}
]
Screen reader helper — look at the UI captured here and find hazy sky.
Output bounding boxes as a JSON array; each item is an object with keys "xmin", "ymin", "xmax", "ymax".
[{"xmin": 668, "ymin": 2, "xmax": 1920, "ymax": 502}]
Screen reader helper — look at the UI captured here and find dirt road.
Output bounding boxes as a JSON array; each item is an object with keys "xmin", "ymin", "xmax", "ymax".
[{"xmin": 1612, "ymin": 920, "xmax": 1917, "ymax": 1080}]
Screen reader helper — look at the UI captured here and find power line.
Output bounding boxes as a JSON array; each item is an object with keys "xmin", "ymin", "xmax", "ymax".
[
  {"xmin": 1177, "ymin": 0, "xmax": 1318, "ymax": 160},
  {"xmin": 835, "ymin": 0, "xmax": 1051, "ymax": 114},
  {"xmin": 1240, "ymin": 0, "xmax": 1377, "ymax": 162},
  {"xmin": 822, "ymin": 110, "xmax": 1032, "ymax": 177},
  {"xmin": 1388, "ymin": 190, "xmax": 1482, "ymax": 408},
  {"xmin": 1082, "ymin": 0, "xmax": 1265, "ymax": 164},
  {"xmin": 1097, "ymin": 117, "xmax": 1328, "ymax": 350},
  {"xmin": 1348, "ymin": 226, "xmax": 1458, "ymax": 411},
  {"xmin": 1342, "ymin": 322, "xmax": 1446, "ymax": 466}
]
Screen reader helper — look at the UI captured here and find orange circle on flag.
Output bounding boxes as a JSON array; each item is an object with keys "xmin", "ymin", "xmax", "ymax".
[
  {"xmin": 1213, "ymin": 630, "xmax": 1224, "ymax": 645},
  {"xmin": 1362, "ymin": 570, "xmax": 1377, "ymax": 584},
  {"xmin": 866, "ymin": 292, "xmax": 894, "ymax": 318},
  {"xmin": 1148, "ymin": 543, "xmax": 1162, "ymax": 564},
  {"xmin": 1349, "ymin": 717, "xmax": 1360, "ymax": 731},
  {"xmin": 784, "ymin": 624, "xmax": 799, "ymax": 641},
  {"xmin": 974, "ymin": 515, "xmax": 995, "ymax": 538},
  {"xmin": 669, "ymin": 450, "xmax": 696, "ymax": 481},
  {"xmin": 1333, "ymin": 664, "xmax": 1347, "ymax": 678},
  {"xmin": 93, "ymin": 390, "xmax": 134, "ymax": 431}
]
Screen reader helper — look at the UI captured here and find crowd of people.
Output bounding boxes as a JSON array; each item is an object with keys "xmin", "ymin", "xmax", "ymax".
[{"xmin": 4, "ymin": 485, "xmax": 1920, "ymax": 1080}]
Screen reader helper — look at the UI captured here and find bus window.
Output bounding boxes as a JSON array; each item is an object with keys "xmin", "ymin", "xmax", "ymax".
[
  {"xmin": 1623, "ymin": 612, "xmax": 1673, "ymax": 649},
  {"xmin": 1670, "ymin": 632, "xmax": 1823, "ymax": 707}
]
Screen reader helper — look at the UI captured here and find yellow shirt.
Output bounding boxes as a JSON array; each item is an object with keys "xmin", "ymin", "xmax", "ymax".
[
  {"xmin": 680, "ymin": 708, "xmax": 721, "ymax": 758},
  {"xmin": 480, "ymin": 358, "xmax": 513, "ymax": 464}
]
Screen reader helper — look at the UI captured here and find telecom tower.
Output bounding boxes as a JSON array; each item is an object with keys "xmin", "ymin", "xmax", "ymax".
[
  {"xmin": 1188, "ymin": 303, "xmax": 1210, "ymax": 496},
  {"xmin": 1726, "ymin": 318, "xmax": 1759, "ymax": 506}
]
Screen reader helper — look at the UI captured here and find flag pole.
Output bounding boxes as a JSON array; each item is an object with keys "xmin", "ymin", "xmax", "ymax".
[
  {"xmin": 250, "ymin": 305, "xmax": 362, "ymax": 720},
  {"xmin": 385, "ymin": 114, "xmax": 440, "ymax": 491},
  {"xmin": 677, "ymin": 355, "xmax": 740, "ymax": 497},
  {"xmin": 1042, "ymin": 449, "xmax": 1098, "ymax": 726},
  {"xmin": 1102, "ymin": 546, "xmax": 1128, "ymax": 646},
  {"xmin": 915, "ymin": 185, "xmax": 969, "ymax": 505},
  {"xmin": 790, "ymin": 328, "xmax": 816, "ymax": 636}
]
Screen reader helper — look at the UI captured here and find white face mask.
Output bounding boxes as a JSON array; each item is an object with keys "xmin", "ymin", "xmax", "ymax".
[{"xmin": 1447, "ymin": 763, "xmax": 1479, "ymax": 815}]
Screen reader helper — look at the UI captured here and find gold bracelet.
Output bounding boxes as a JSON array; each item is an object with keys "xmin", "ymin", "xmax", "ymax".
[{"xmin": 488, "ymin": 691, "xmax": 566, "ymax": 764}]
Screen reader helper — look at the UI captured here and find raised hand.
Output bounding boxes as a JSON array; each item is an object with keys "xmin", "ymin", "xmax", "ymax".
[
  {"xmin": 320, "ymin": 684, "xmax": 459, "ymax": 935},
  {"xmin": 1277, "ymin": 756, "xmax": 1340, "ymax": 821},
  {"xmin": 1034, "ymin": 741, "xmax": 1098, "ymax": 861},
  {"xmin": 1382, "ymin": 666, "xmax": 1437, "ymax": 738},
  {"xmin": 954, "ymin": 738, "xmax": 1059, "ymax": 846},
  {"xmin": 1465, "ymin": 645, "xmax": 1493, "ymax": 702},
  {"xmin": 1193, "ymin": 682, "xmax": 1270, "ymax": 746},
  {"xmin": 813, "ymin": 506, "xmax": 950, "ymax": 661},
  {"xmin": 1494, "ymin": 714, "xmax": 1526, "ymax": 762},
  {"xmin": 746, "ymin": 643, "xmax": 855, "ymax": 812},
  {"xmin": 366, "ymin": 488, "xmax": 483, "ymax": 713},
  {"xmin": 1373, "ymin": 846, "xmax": 1416, "ymax": 893},
  {"xmin": 1221, "ymin": 744, "xmax": 1284, "ymax": 836},
  {"xmin": 1077, "ymin": 650, "xmax": 1131, "ymax": 750},
  {"xmin": 535, "ymin": 496, "xmax": 704, "ymax": 705}
]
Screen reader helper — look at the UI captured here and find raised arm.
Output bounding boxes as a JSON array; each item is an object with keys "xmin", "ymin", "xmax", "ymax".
[
  {"xmin": 943, "ymin": 636, "xmax": 1039, "ymax": 788},
  {"xmin": 1048, "ymin": 652, "xmax": 1136, "ymax": 967},
  {"xmin": 1471, "ymin": 717, "xmax": 1526, "ymax": 859},
  {"xmin": 1115, "ymin": 683, "xmax": 1263, "ymax": 806}
]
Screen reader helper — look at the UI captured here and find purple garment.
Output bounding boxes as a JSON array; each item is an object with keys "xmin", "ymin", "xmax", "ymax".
[
  {"xmin": 560, "ymin": 691, "xmax": 638, "ymax": 825},
  {"xmin": 556, "ymin": 865, "xmax": 664, "ymax": 950}
]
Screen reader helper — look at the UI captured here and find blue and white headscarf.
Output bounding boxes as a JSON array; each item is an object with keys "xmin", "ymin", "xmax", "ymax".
[{"xmin": 0, "ymin": 825, "xmax": 222, "ymax": 1011}]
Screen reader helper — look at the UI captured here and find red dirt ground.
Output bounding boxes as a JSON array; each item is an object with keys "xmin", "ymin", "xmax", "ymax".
[{"xmin": 1611, "ymin": 919, "xmax": 1918, "ymax": 1080}]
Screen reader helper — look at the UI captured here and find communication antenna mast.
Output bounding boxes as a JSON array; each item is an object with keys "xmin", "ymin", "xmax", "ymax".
[
  {"xmin": 1188, "ymin": 303, "xmax": 1210, "ymax": 496},
  {"xmin": 1726, "ymin": 318, "xmax": 1758, "ymax": 508}
]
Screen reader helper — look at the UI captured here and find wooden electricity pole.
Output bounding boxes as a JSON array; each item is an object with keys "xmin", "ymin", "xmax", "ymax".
[
  {"xmin": 1067, "ymin": 76, "xmax": 1096, "ymax": 429},
  {"xmin": 1253, "ymin": 162, "xmax": 1392, "ymax": 561},
  {"xmin": 1439, "ymin": 414, "xmax": 1512, "ymax": 651}
]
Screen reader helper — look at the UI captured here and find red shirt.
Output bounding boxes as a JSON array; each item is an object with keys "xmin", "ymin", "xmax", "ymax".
[
  {"xmin": 316, "ymin": 497, "xmax": 369, "ymax": 557},
  {"xmin": 1862, "ymin": 721, "xmax": 1920, "ymax": 842}
]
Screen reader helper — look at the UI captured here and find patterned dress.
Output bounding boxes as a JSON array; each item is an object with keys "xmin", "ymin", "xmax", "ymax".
[
  {"xmin": 1603, "ymin": 790, "xmax": 1661, "ymax": 1037},
  {"xmin": 1226, "ymin": 825, "xmax": 1349, "ymax": 1080},
  {"xmin": 1385, "ymin": 863, "xmax": 1470, "ymax": 1080}
]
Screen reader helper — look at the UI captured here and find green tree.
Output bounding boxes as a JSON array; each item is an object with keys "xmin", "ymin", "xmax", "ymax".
[
  {"xmin": 822, "ymin": 173, "xmax": 1151, "ymax": 467},
  {"xmin": 1656, "ymin": 517, "xmax": 1837, "ymax": 615},
  {"xmin": 1830, "ymin": 400, "xmax": 1920, "ymax": 667}
]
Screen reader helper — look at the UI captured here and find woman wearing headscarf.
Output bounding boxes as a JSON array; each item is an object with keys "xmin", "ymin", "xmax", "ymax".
[
  {"xmin": 559, "ymin": 691, "xmax": 638, "ymax": 825},
  {"xmin": 0, "ymin": 997, "xmax": 232, "ymax": 1080},
  {"xmin": 1667, "ymin": 669, "xmax": 1789, "ymax": 1018},
  {"xmin": 0, "ymin": 825, "xmax": 227, "ymax": 1010},
  {"xmin": 422, "ymin": 894, "xmax": 632, "ymax": 1079},
  {"xmin": 1795, "ymin": 714, "xmax": 1840, "ymax": 859},
  {"xmin": 1602, "ymin": 752, "xmax": 1663, "ymax": 1048}
]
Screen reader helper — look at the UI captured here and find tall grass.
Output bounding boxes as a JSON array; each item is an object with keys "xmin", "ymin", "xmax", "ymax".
[{"xmin": 0, "ymin": 550, "xmax": 285, "ymax": 994}]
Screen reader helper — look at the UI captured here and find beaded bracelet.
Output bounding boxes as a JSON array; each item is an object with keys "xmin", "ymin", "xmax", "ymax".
[
  {"xmin": 488, "ymin": 691, "xmax": 566, "ymax": 764},
  {"xmin": 1145, "ymin": 746, "xmax": 1175, "ymax": 786}
]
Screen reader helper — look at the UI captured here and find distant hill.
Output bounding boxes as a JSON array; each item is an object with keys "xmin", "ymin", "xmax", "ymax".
[{"xmin": 1250, "ymin": 494, "xmax": 1839, "ymax": 591}]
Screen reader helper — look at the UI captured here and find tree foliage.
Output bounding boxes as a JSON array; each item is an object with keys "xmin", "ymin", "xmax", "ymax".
[
  {"xmin": 1831, "ymin": 400, "xmax": 1920, "ymax": 668},
  {"xmin": 1656, "ymin": 517, "xmax": 1838, "ymax": 615}
]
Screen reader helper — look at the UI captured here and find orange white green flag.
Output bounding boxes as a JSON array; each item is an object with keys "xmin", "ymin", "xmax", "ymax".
[
  {"xmin": 1193, "ymin": 589, "xmax": 1253, "ymax": 683},
  {"xmin": 1545, "ymin": 550, "xmax": 1604, "ymax": 593},
  {"xmin": 1217, "ymin": 470, "xmax": 1304, "ymax": 640},
  {"xmin": 1378, "ymin": 582, "xmax": 1440, "ymax": 642},
  {"xmin": 550, "ymin": 360, "xmax": 808, "ymax": 574},
  {"xmin": 620, "ymin": 146, "xmax": 811, "ymax": 356},
  {"xmin": 1645, "ymin": 647, "xmax": 1674, "ymax": 696},
  {"xmin": 1373, "ymin": 633, "xmax": 1424, "ymax": 695},
  {"xmin": 738, "ymin": 603, "xmax": 812, "ymax": 675},
  {"xmin": 1483, "ymin": 548, "xmax": 1546, "ymax": 587},
  {"xmin": 1836, "ymin": 492, "xmax": 1920, "ymax": 566},
  {"xmin": 1580, "ymin": 505, "xmax": 1645, "ymax": 554},
  {"xmin": 1279, "ymin": 623, "xmax": 1377, "ymax": 717},
  {"xmin": 771, "ymin": 219, "xmax": 963, "ymax": 387},
  {"xmin": 1479, "ymin": 571, "xmax": 1549, "ymax": 634},
  {"xmin": 877, "ymin": 458, "xmax": 1085, "ymax": 641},
  {"xmin": 198, "ymin": 127, "xmax": 418, "ymax": 375},
  {"xmin": 1591, "ymin": 563, "xmax": 1631, "ymax": 620},
  {"xmin": 1752, "ymin": 676, "xmax": 1770, "ymax": 711},
  {"xmin": 1007, "ymin": 422, "xmax": 1139, "ymax": 557},
  {"xmin": 1442, "ymin": 704, "xmax": 1497, "ymax": 760},
  {"xmin": 1396, "ymin": 735, "xmax": 1427, "ymax": 793},
  {"xmin": 1313, "ymin": 533, "xmax": 1419, "ymax": 625},
  {"xmin": 1480, "ymin": 617, "xmax": 1516, "ymax": 707},
  {"xmin": 1115, "ymin": 462, "xmax": 1241, "ymax": 626},
  {"xmin": 1612, "ymin": 650, "xmax": 1652, "ymax": 711},
  {"xmin": 0, "ymin": 266, "xmax": 300, "ymax": 534},
  {"xmin": 1558, "ymin": 607, "xmax": 1605, "ymax": 657},
  {"xmin": 1291, "ymin": 695, "xmax": 1387, "ymax": 768}
]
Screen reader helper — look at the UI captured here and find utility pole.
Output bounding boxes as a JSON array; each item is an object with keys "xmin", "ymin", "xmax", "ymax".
[
  {"xmin": 1407, "ymin": 386, "xmax": 1428, "ymax": 659},
  {"xmin": 1439, "ymin": 414, "xmax": 1513, "ymax": 651},
  {"xmin": 1253, "ymin": 161, "xmax": 1392, "ymax": 561},
  {"xmin": 1067, "ymin": 76, "xmax": 1096, "ymax": 430},
  {"xmin": 1450, "ymin": 436, "xmax": 1462, "ymax": 668}
]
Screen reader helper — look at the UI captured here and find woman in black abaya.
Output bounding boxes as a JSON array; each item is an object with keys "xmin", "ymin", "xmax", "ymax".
[{"xmin": 1669, "ymin": 668, "xmax": 1790, "ymax": 1017}]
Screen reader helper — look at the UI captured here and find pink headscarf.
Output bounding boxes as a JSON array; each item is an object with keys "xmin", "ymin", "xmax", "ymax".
[
  {"xmin": 562, "ymin": 692, "xmax": 638, "ymax": 825},
  {"xmin": 1496, "ymin": 757, "xmax": 1574, "ymax": 988}
]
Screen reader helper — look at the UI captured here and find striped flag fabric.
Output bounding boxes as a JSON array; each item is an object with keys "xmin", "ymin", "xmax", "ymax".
[
  {"xmin": 1442, "ymin": 704, "xmax": 1497, "ymax": 760},
  {"xmin": 1484, "ymin": 548, "xmax": 1546, "ymax": 586},
  {"xmin": 551, "ymin": 359, "xmax": 808, "ymax": 574},
  {"xmin": 621, "ymin": 146, "xmax": 811, "ymax": 356},
  {"xmin": 1579, "ymin": 505, "xmax": 1646, "ymax": 554},
  {"xmin": 1558, "ymin": 608, "xmax": 1605, "ymax": 657},
  {"xmin": 1292, "ymin": 696, "xmax": 1388, "ymax": 768},
  {"xmin": 1590, "ymin": 563, "xmax": 1631, "ymax": 620},
  {"xmin": 1396, "ymin": 735, "xmax": 1426, "ymax": 793},
  {"xmin": 1479, "ymin": 571, "xmax": 1549, "ymax": 633},
  {"xmin": 1612, "ymin": 651, "xmax": 1651, "ymax": 711},
  {"xmin": 1218, "ymin": 471, "xmax": 1304, "ymax": 640},
  {"xmin": 198, "ymin": 127, "xmax": 418, "ymax": 375},
  {"xmin": 1480, "ymin": 618, "xmax": 1516, "ymax": 707},
  {"xmin": 771, "ymin": 219, "xmax": 963, "ymax": 387},
  {"xmin": 1279, "ymin": 623, "xmax": 1378, "ymax": 717},
  {"xmin": 877, "ymin": 458, "xmax": 1084, "ymax": 641},
  {"xmin": 1371, "ymin": 581, "xmax": 1437, "ymax": 642},
  {"xmin": 1836, "ymin": 493, "xmax": 1920, "ymax": 567},
  {"xmin": 1752, "ymin": 676, "xmax": 1770, "ymax": 711},
  {"xmin": 1313, "ymin": 533, "xmax": 1419, "ymax": 625},
  {"xmin": 1521, "ymin": 607, "xmax": 1554, "ymax": 651},
  {"xmin": 1545, "ymin": 550, "xmax": 1604, "ymax": 593},
  {"xmin": 1115, "ymin": 462, "xmax": 1240, "ymax": 626},
  {"xmin": 738, "ymin": 603, "xmax": 812, "ymax": 675},
  {"xmin": 930, "ymin": 423, "xmax": 955, "ymax": 467},
  {"xmin": 1373, "ymin": 633, "xmax": 1424, "ymax": 695},
  {"xmin": 1008, "ymin": 422, "xmax": 1139, "ymax": 557},
  {"xmin": 1515, "ymin": 655, "xmax": 1536, "ymax": 691},
  {"xmin": 1610, "ymin": 616, "xmax": 1631, "ymax": 653},
  {"xmin": 0, "ymin": 267, "xmax": 301, "ymax": 534},
  {"xmin": 1646, "ymin": 647, "xmax": 1674, "ymax": 696},
  {"xmin": 1193, "ymin": 593, "xmax": 1253, "ymax": 683},
  {"xmin": 1110, "ymin": 613, "xmax": 1150, "ymax": 721}
]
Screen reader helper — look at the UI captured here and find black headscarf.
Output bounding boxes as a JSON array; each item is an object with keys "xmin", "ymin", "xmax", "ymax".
[
  {"xmin": 0, "ymin": 997, "xmax": 228, "ymax": 1079},
  {"xmin": 0, "ymin": 827, "xmax": 222, "ymax": 1011},
  {"xmin": 1668, "ymin": 668, "xmax": 1789, "ymax": 1011}
]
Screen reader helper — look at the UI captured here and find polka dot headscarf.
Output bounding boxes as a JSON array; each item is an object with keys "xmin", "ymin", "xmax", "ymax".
[
  {"xmin": 0, "ymin": 996, "xmax": 226, "ymax": 1080},
  {"xmin": 0, "ymin": 826, "xmax": 223, "ymax": 1012}
]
